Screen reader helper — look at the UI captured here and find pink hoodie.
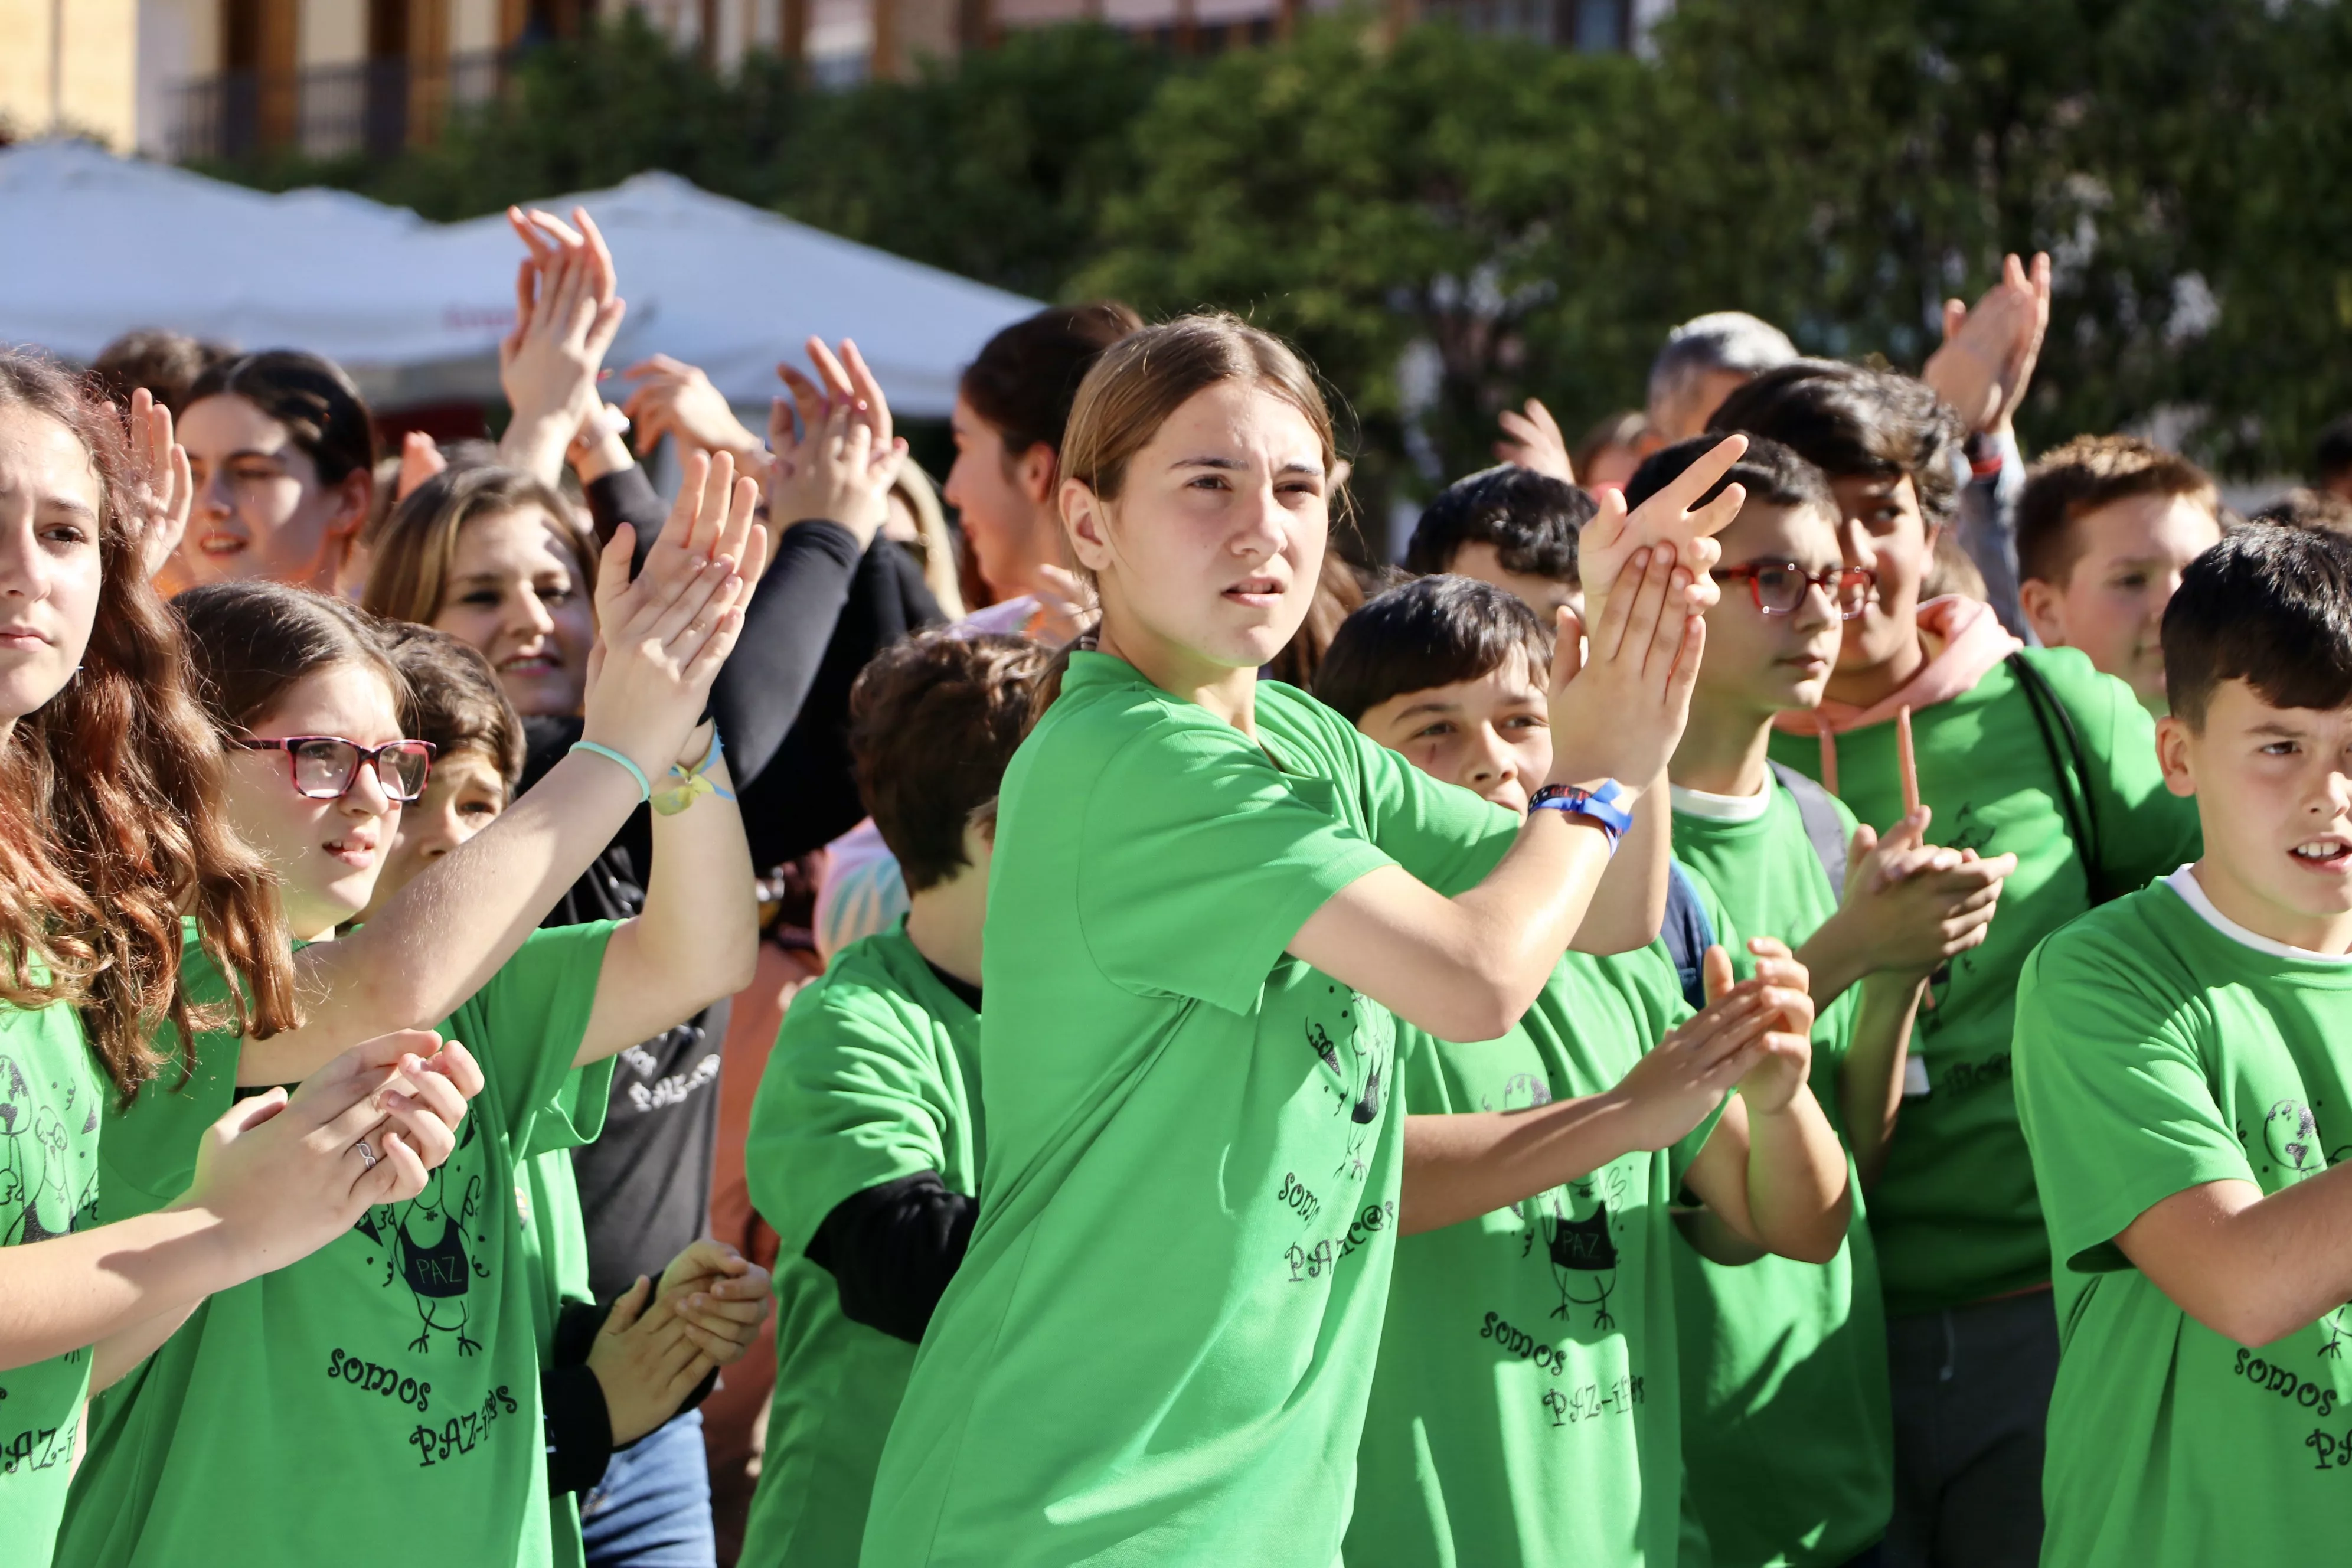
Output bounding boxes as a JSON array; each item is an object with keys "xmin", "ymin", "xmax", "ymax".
[{"xmin": 1769, "ymin": 595, "xmax": 2023, "ymax": 793}]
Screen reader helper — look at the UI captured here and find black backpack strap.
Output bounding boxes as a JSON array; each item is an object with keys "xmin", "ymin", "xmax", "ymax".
[
  {"xmin": 1661, "ymin": 861, "xmax": 1719, "ymax": 1012},
  {"xmin": 1769, "ymin": 761, "xmax": 1849, "ymax": 901},
  {"xmin": 2007, "ymin": 652, "xmax": 2113, "ymax": 906}
]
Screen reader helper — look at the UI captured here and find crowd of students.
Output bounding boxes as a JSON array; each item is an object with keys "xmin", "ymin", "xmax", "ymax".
[{"xmin": 5, "ymin": 204, "xmax": 2352, "ymax": 1568}]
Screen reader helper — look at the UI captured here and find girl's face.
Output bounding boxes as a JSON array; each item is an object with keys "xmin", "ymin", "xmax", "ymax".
[
  {"xmin": 945, "ymin": 397, "xmax": 1054, "ymax": 599},
  {"xmin": 1827, "ymin": 472, "xmax": 1938, "ymax": 672},
  {"xmin": 361, "ymin": 746, "xmax": 506, "ymax": 923},
  {"xmin": 1069, "ymin": 381, "xmax": 1329, "ymax": 677},
  {"xmin": 0, "ymin": 406, "xmax": 103, "ymax": 734},
  {"xmin": 174, "ymin": 393, "xmax": 367, "ymax": 593},
  {"xmin": 221, "ymin": 662, "xmax": 407, "ymax": 942},
  {"xmin": 430, "ymin": 507, "xmax": 596, "ymax": 717}
]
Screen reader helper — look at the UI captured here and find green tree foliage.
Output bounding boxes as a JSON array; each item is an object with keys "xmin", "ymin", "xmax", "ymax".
[{"xmin": 208, "ymin": 2, "xmax": 2352, "ymax": 486}]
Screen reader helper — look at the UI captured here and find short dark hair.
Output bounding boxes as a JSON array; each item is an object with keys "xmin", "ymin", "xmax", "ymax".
[
  {"xmin": 1622, "ymin": 433, "xmax": 1839, "ymax": 523},
  {"xmin": 90, "ymin": 329, "xmax": 236, "ymax": 416},
  {"xmin": 187, "ymin": 349, "xmax": 378, "ymax": 486},
  {"xmin": 2317, "ymin": 416, "xmax": 2352, "ymax": 485},
  {"xmin": 2248, "ymin": 487, "xmax": 2352, "ymax": 536},
  {"xmin": 1404, "ymin": 465, "xmax": 1593, "ymax": 584},
  {"xmin": 2163, "ymin": 523, "xmax": 2352, "ymax": 729},
  {"xmin": 1314, "ymin": 575, "xmax": 1550, "ymax": 724},
  {"xmin": 850, "ymin": 632, "xmax": 1048, "ymax": 893},
  {"xmin": 1709, "ymin": 360, "xmax": 1964, "ymax": 525},
  {"xmin": 2015, "ymin": 435, "xmax": 2220, "ymax": 586},
  {"xmin": 380, "ymin": 624, "xmax": 525, "ymax": 795},
  {"xmin": 959, "ymin": 302, "xmax": 1143, "ymax": 465}
]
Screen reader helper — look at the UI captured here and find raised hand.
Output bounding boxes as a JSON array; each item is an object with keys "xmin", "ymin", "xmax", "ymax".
[
  {"xmin": 1574, "ymin": 433, "xmax": 1747, "ymax": 614},
  {"xmin": 579, "ymin": 450, "xmax": 766, "ymax": 778},
  {"xmin": 179, "ymin": 1029, "xmax": 475, "ymax": 1273},
  {"xmin": 394, "ymin": 430, "xmax": 447, "ymax": 504},
  {"xmin": 1922, "ymin": 251, "xmax": 2052, "ymax": 439},
  {"xmin": 1732, "ymin": 938, "xmax": 1818, "ymax": 1115},
  {"xmin": 1493, "ymin": 397, "xmax": 1574, "ymax": 483},
  {"xmin": 125, "ymin": 388, "xmax": 193, "ymax": 580},
  {"xmin": 655, "ymin": 1240, "xmax": 771, "ymax": 1366},
  {"xmin": 1542, "ymin": 541, "xmax": 1711, "ymax": 791},
  {"xmin": 619, "ymin": 354, "xmax": 765, "ymax": 463},
  {"xmin": 766, "ymin": 337, "xmax": 907, "ymax": 546},
  {"xmin": 588, "ymin": 1276, "xmax": 711, "ymax": 1446},
  {"xmin": 1843, "ymin": 808, "xmax": 2015, "ymax": 976},
  {"xmin": 497, "ymin": 207, "xmax": 628, "ymax": 485}
]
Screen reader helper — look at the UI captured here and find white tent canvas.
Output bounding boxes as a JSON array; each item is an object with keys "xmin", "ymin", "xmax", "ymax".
[{"xmin": 0, "ymin": 140, "xmax": 1040, "ymax": 416}]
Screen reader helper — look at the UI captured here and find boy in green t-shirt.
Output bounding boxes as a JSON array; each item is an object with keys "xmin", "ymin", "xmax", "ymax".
[
  {"xmin": 1631, "ymin": 436, "xmax": 2017, "ymax": 1567},
  {"xmin": 1710, "ymin": 362, "xmax": 2202, "ymax": 1568},
  {"xmin": 740, "ymin": 630, "xmax": 1044, "ymax": 1567},
  {"xmin": 2014, "ymin": 524, "xmax": 2352, "ymax": 1566},
  {"xmin": 1318, "ymin": 574, "xmax": 1854, "ymax": 1568}
]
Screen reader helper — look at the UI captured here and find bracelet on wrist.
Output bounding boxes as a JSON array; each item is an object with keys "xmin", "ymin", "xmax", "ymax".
[
  {"xmin": 571, "ymin": 741, "xmax": 652, "ymax": 803},
  {"xmin": 651, "ymin": 727, "xmax": 736, "ymax": 817},
  {"xmin": 1527, "ymin": 779, "xmax": 1634, "ymax": 855}
]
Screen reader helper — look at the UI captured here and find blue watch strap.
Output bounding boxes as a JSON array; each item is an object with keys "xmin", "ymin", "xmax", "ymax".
[{"xmin": 1528, "ymin": 779, "xmax": 1634, "ymax": 853}]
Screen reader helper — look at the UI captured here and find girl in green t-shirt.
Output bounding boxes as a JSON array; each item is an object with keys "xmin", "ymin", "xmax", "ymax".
[
  {"xmin": 859, "ymin": 315, "xmax": 1852, "ymax": 1566},
  {"xmin": 0, "ymin": 351, "xmax": 481, "ymax": 1568},
  {"xmin": 58, "ymin": 453, "xmax": 770, "ymax": 1568}
]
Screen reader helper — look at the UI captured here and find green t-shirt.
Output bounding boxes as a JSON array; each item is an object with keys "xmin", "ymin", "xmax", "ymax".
[
  {"xmin": 1671, "ymin": 789, "xmax": 1890, "ymax": 1568},
  {"xmin": 1348, "ymin": 944, "xmax": 1719, "ymax": 1568},
  {"xmin": 61, "ymin": 923, "xmax": 617, "ymax": 1568},
  {"xmin": 743, "ymin": 922, "xmax": 985, "ymax": 1566},
  {"xmin": 0, "ymin": 999, "xmax": 103, "ymax": 1566},
  {"xmin": 516, "ymin": 1071, "xmax": 611, "ymax": 1568},
  {"xmin": 2015, "ymin": 871, "xmax": 2352, "ymax": 1567},
  {"xmin": 1766, "ymin": 647, "xmax": 2200, "ymax": 1313},
  {"xmin": 860, "ymin": 655, "xmax": 1518, "ymax": 1567}
]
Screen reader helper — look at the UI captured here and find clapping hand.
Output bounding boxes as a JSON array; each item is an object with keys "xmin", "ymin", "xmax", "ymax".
[
  {"xmin": 125, "ymin": 388, "xmax": 193, "ymax": 581},
  {"xmin": 655, "ymin": 1239, "xmax": 772, "ymax": 1366},
  {"xmin": 1573, "ymin": 433, "xmax": 1746, "ymax": 616},
  {"xmin": 619, "ymin": 354, "xmax": 765, "ymax": 465},
  {"xmin": 498, "ymin": 206, "xmax": 627, "ymax": 484},
  {"xmin": 766, "ymin": 337, "xmax": 907, "ymax": 547},
  {"xmin": 1492, "ymin": 397, "xmax": 1574, "ymax": 483},
  {"xmin": 1922, "ymin": 251, "xmax": 2052, "ymax": 439}
]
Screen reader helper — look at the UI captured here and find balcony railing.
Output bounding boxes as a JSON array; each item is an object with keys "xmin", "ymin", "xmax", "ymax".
[{"xmin": 169, "ymin": 51, "xmax": 509, "ymax": 163}]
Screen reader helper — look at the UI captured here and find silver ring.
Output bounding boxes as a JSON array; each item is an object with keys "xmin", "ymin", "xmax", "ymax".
[{"xmin": 355, "ymin": 1139, "xmax": 379, "ymax": 1172}]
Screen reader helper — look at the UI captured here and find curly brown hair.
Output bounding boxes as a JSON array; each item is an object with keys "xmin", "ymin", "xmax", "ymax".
[{"xmin": 0, "ymin": 350, "xmax": 296, "ymax": 1101}]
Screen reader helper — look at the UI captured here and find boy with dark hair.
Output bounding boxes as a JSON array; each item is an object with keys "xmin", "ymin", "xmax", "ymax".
[
  {"xmin": 1710, "ymin": 362, "xmax": 2203, "ymax": 1568},
  {"xmin": 1403, "ymin": 463, "xmax": 1596, "ymax": 624},
  {"xmin": 1629, "ymin": 436, "xmax": 2015, "ymax": 1568},
  {"xmin": 1319, "ymin": 576, "xmax": 1858, "ymax": 1568},
  {"xmin": 739, "ymin": 630, "xmax": 1047, "ymax": 1566},
  {"xmin": 2014, "ymin": 435, "xmax": 2223, "ymax": 713},
  {"xmin": 2014, "ymin": 522, "xmax": 2352, "ymax": 1564}
]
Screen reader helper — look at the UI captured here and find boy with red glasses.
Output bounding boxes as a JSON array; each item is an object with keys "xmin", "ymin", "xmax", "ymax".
[{"xmin": 1627, "ymin": 435, "xmax": 2017, "ymax": 1568}]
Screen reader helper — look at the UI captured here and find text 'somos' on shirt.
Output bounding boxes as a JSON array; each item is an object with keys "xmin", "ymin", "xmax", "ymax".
[
  {"xmin": 859, "ymin": 655, "xmax": 1517, "ymax": 1567},
  {"xmin": 1349, "ymin": 946, "xmax": 1718, "ymax": 1568},
  {"xmin": 0, "ymin": 999, "xmax": 101, "ymax": 1567},
  {"xmin": 1766, "ymin": 648, "xmax": 2199, "ymax": 1314},
  {"xmin": 60, "ymin": 923, "xmax": 616, "ymax": 1568},
  {"xmin": 2015, "ymin": 871, "xmax": 2352, "ymax": 1566}
]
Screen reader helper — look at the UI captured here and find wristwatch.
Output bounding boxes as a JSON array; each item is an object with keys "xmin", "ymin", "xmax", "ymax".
[{"xmin": 1528, "ymin": 779, "xmax": 1635, "ymax": 855}]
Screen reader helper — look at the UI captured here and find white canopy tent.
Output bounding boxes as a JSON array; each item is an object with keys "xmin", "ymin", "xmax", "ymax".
[{"xmin": 0, "ymin": 139, "xmax": 1040, "ymax": 416}]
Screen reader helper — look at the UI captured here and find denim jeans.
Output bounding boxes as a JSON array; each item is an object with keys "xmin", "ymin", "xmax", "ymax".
[
  {"xmin": 1883, "ymin": 1291, "xmax": 2059, "ymax": 1568},
  {"xmin": 582, "ymin": 1408, "xmax": 716, "ymax": 1568}
]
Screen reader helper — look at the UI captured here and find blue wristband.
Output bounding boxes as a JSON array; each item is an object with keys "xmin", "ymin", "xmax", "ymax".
[
  {"xmin": 1528, "ymin": 779, "xmax": 1634, "ymax": 854},
  {"xmin": 570, "ymin": 740, "xmax": 652, "ymax": 803}
]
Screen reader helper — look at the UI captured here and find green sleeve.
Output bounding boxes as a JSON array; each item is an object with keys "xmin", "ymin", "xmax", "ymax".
[
  {"xmin": 520, "ymin": 1060, "xmax": 618, "ymax": 1159},
  {"xmin": 100, "ymin": 948, "xmax": 241, "ymax": 1221},
  {"xmin": 1076, "ymin": 720, "xmax": 1398, "ymax": 1015},
  {"xmin": 2031, "ymin": 649, "xmax": 2202, "ymax": 894},
  {"xmin": 2013, "ymin": 921, "xmax": 2246, "ymax": 1276},
  {"xmin": 747, "ymin": 974, "xmax": 955, "ymax": 1259},
  {"xmin": 446, "ymin": 922, "xmax": 619, "ymax": 1149}
]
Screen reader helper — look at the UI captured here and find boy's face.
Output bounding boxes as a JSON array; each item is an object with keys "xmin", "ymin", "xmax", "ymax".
[
  {"xmin": 1355, "ymin": 646, "xmax": 1550, "ymax": 815},
  {"xmin": 1698, "ymin": 499, "xmax": 1847, "ymax": 717},
  {"xmin": 1444, "ymin": 542, "xmax": 1581, "ymax": 629},
  {"xmin": 2159, "ymin": 681, "xmax": 2352, "ymax": 951},
  {"xmin": 360, "ymin": 746, "xmax": 508, "ymax": 923},
  {"xmin": 2020, "ymin": 494, "xmax": 2222, "ymax": 711},
  {"xmin": 1827, "ymin": 473, "xmax": 1935, "ymax": 674}
]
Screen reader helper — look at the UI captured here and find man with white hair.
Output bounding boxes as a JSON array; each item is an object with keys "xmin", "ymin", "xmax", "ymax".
[{"xmin": 1647, "ymin": 311, "xmax": 1800, "ymax": 442}]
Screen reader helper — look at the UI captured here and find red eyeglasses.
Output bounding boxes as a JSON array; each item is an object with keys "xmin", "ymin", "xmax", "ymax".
[
  {"xmin": 1712, "ymin": 561, "xmax": 1879, "ymax": 619},
  {"xmin": 233, "ymin": 736, "xmax": 437, "ymax": 802}
]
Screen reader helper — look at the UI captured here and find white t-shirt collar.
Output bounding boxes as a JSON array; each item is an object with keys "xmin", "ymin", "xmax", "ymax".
[
  {"xmin": 1670, "ymin": 780, "xmax": 1773, "ymax": 824},
  {"xmin": 2164, "ymin": 864, "xmax": 2352, "ymax": 964}
]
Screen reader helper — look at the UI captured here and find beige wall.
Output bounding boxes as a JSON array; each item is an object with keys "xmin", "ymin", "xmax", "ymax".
[
  {"xmin": 0, "ymin": 0, "xmax": 139, "ymax": 148},
  {"xmin": 299, "ymin": 0, "xmax": 367, "ymax": 66}
]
